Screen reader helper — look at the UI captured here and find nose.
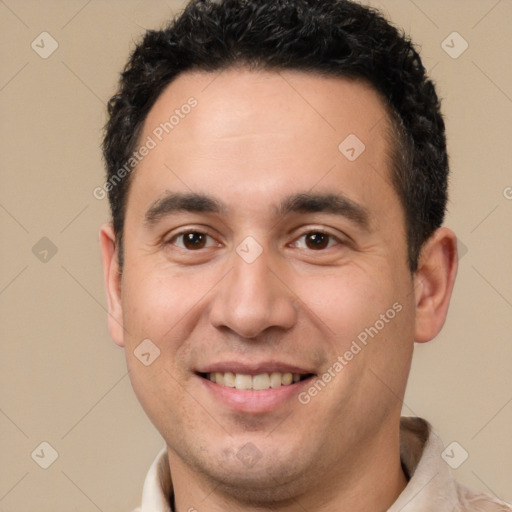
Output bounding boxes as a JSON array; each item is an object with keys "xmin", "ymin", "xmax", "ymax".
[{"xmin": 208, "ymin": 247, "xmax": 298, "ymax": 339}]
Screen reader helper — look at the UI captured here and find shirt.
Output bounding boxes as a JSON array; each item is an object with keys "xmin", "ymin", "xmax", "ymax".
[{"xmin": 132, "ymin": 417, "xmax": 511, "ymax": 512}]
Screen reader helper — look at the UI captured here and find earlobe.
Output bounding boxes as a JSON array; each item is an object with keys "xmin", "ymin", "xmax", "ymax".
[
  {"xmin": 99, "ymin": 223, "xmax": 125, "ymax": 347},
  {"xmin": 413, "ymin": 227, "xmax": 458, "ymax": 343}
]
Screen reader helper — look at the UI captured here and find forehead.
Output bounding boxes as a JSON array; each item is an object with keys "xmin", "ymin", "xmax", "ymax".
[{"xmin": 130, "ymin": 68, "xmax": 396, "ymax": 217}]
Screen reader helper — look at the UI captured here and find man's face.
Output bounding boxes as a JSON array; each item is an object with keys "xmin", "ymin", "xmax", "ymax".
[{"xmin": 110, "ymin": 69, "xmax": 418, "ymax": 497}]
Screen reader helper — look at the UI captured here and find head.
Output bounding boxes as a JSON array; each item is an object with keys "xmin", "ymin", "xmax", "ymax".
[
  {"xmin": 103, "ymin": 0, "xmax": 449, "ymax": 274},
  {"xmin": 100, "ymin": 0, "xmax": 457, "ymax": 506}
]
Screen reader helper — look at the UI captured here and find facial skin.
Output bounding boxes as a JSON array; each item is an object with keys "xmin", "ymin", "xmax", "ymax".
[{"xmin": 101, "ymin": 69, "xmax": 458, "ymax": 511}]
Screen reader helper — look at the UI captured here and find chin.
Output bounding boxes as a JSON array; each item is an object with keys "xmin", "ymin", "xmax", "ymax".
[
  {"xmin": 180, "ymin": 436, "xmax": 315, "ymax": 505},
  {"xmin": 205, "ymin": 458, "xmax": 311, "ymax": 505}
]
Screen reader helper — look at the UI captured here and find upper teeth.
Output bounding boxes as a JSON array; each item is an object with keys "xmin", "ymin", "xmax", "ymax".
[{"xmin": 207, "ymin": 372, "xmax": 302, "ymax": 390}]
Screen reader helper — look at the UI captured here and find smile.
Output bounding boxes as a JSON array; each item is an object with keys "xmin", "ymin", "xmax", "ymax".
[{"xmin": 202, "ymin": 372, "xmax": 313, "ymax": 391}]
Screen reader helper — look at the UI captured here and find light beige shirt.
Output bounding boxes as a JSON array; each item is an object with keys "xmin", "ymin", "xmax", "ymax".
[{"xmin": 132, "ymin": 417, "xmax": 511, "ymax": 512}]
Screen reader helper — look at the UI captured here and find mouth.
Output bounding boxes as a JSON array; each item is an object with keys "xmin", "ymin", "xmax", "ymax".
[
  {"xmin": 195, "ymin": 364, "xmax": 317, "ymax": 413},
  {"xmin": 198, "ymin": 371, "xmax": 315, "ymax": 391}
]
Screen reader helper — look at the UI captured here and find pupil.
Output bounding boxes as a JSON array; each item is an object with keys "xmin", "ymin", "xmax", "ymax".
[
  {"xmin": 184, "ymin": 232, "xmax": 205, "ymax": 249},
  {"xmin": 306, "ymin": 232, "xmax": 328, "ymax": 250}
]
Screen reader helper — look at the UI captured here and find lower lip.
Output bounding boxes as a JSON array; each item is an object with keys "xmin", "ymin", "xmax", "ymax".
[{"xmin": 199, "ymin": 376, "xmax": 314, "ymax": 414}]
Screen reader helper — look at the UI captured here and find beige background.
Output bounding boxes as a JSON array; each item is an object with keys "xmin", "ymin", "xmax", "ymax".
[{"xmin": 0, "ymin": 0, "xmax": 511, "ymax": 510}]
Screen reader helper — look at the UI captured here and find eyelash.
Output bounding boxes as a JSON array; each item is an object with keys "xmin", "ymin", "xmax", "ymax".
[{"xmin": 166, "ymin": 229, "xmax": 345, "ymax": 251}]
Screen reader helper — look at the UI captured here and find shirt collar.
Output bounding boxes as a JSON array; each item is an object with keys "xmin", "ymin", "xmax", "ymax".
[
  {"xmin": 389, "ymin": 417, "xmax": 459, "ymax": 512},
  {"xmin": 138, "ymin": 444, "xmax": 173, "ymax": 512}
]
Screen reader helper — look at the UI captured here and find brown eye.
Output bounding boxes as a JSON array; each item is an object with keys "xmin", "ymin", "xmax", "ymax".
[
  {"xmin": 304, "ymin": 232, "xmax": 330, "ymax": 250},
  {"xmin": 290, "ymin": 230, "xmax": 343, "ymax": 251},
  {"xmin": 183, "ymin": 232, "xmax": 206, "ymax": 249},
  {"xmin": 173, "ymin": 232, "xmax": 209, "ymax": 250}
]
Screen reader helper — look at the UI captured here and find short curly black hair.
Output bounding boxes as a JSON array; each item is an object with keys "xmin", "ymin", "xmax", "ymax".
[{"xmin": 102, "ymin": 0, "xmax": 448, "ymax": 273}]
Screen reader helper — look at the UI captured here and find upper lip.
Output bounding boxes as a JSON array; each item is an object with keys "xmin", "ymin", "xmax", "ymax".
[{"xmin": 196, "ymin": 361, "xmax": 315, "ymax": 376}]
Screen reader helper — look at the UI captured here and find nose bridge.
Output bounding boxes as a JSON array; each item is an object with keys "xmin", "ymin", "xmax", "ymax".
[{"xmin": 209, "ymin": 243, "xmax": 296, "ymax": 338}]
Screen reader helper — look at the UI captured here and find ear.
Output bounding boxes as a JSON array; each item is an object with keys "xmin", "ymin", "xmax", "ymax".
[
  {"xmin": 413, "ymin": 227, "xmax": 458, "ymax": 343},
  {"xmin": 99, "ymin": 223, "xmax": 125, "ymax": 347}
]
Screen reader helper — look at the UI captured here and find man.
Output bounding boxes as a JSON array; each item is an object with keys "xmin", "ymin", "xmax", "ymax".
[{"xmin": 99, "ymin": 0, "xmax": 511, "ymax": 510}]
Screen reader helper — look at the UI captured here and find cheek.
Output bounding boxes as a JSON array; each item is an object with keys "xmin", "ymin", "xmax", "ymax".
[
  {"xmin": 121, "ymin": 267, "xmax": 189, "ymax": 344},
  {"xmin": 296, "ymin": 268, "xmax": 398, "ymax": 347},
  {"xmin": 126, "ymin": 354, "xmax": 189, "ymax": 444},
  {"xmin": 119, "ymin": 268, "xmax": 190, "ymax": 418},
  {"xmin": 119, "ymin": 265, "xmax": 217, "ymax": 384}
]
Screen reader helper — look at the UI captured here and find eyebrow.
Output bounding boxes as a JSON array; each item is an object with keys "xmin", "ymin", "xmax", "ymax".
[
  {"xmin": 144, "ymin": 191, "xmax": 370, "ymax": 230},
  {"xmin": 277, "ymin": 192, "xmax": 370, "ymax": 230},
  {"xmin": 144, "ymin": 192, "xmax": 226, "ymax": 226}
]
